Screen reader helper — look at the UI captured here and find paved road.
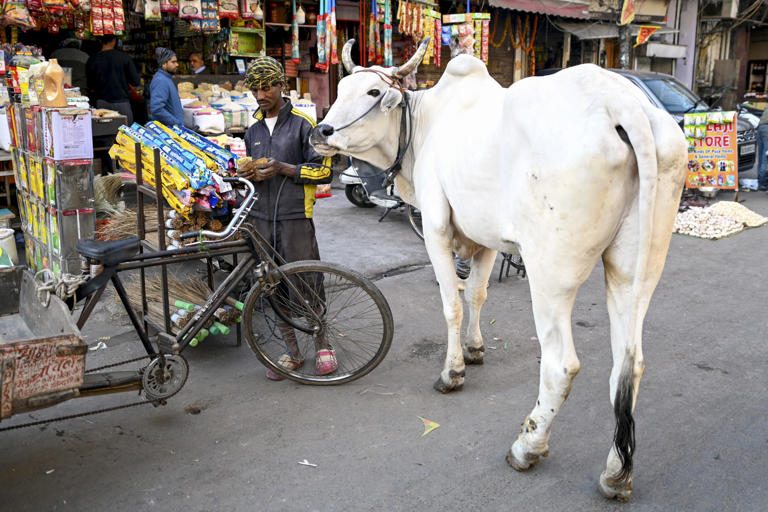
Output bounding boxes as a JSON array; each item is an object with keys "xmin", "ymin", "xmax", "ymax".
[{"xmin": 1, "ymin": 188, "xmax": 767, "ymax": 512}]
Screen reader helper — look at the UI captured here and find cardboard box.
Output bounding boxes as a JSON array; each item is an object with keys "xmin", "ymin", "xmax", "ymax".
[{"xmin": 42, "ymin": 108, "xmax": 93, "ymax": 161}]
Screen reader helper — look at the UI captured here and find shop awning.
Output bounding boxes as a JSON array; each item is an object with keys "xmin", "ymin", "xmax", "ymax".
[
  {"xmin": 556, "ymin": 21, "xmax": 678, "ymax": 40},
  {"xmin": 488, "ymin": 0, "xmax": 592, "ymax": 20}
]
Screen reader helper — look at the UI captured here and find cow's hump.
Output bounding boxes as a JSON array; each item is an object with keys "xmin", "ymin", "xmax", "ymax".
[{"xmin": 442, "ymin": 55, "xmax": 490, "ymax": 81}]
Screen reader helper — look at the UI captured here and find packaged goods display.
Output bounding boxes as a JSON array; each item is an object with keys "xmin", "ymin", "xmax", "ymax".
[
  {"xmin": 9, "ymin": 102, "xmax": 95, "ymax": 276},
  {"xmin": 109, "ymin": 121, "xmax": 239, "ymax": 218}
]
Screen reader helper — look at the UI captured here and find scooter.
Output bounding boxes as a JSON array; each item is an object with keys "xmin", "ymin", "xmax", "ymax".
[{"xmin": 340, "ymin": 158, "xmax": 424, "ymax": 240}]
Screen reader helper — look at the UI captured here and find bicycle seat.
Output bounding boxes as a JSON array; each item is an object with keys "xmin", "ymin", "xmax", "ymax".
[{"xmin": 77, "ymin": 237, "xmax": 140, "ymax": 266}]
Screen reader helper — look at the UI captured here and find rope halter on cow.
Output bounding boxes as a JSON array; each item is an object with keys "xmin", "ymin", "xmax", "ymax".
[{"xmin": 334, "ymin": 37, "xmax": 430, "ymax": 185}]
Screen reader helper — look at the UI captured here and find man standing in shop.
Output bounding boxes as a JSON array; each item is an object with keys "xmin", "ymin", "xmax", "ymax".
[
  {"xmin": 189, "ymin": 53, "xmax": 209, "ymax": 75},
  {"xmin": 758, "ymin": 107, "xmax": 768, "ymax": 191},
  {"xmin": 86, "ymin": 35, "xmax": 140, "ymax": 124},
  {"xmin": 51, "ymin": 38, "xmax": 89, "ymax": 92},
  {"xmin": 238, "ymin": 56, "xmax": 335, "ymax": 381},
  {"xmin": 149, "ymin": 47, "xmax": 184, "ymax": 127}
]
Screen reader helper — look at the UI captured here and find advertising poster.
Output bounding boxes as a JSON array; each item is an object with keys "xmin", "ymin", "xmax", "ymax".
[{"xmin": 684, "ymin": 111, "xmax": 738, "ymax": 190}]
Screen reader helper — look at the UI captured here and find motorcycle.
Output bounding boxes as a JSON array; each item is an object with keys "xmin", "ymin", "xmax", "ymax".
[{"xmin": 340, "ymin": 158, "xmax": 424, "ymax": 240}]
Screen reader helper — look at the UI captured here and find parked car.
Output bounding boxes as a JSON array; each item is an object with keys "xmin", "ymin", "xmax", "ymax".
[{"xmin": 610, "ymin": 69, "xmax": 758, "ymax": 172}]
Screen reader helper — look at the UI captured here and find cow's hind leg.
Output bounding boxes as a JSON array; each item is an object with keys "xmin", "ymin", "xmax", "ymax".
[
  {"xmin": 506, "ymin": 270, "xmax": 582, "ymax": 471},
  {"xmin": 598, "ymin": 242, "xmax": 650, "ymax": 501},
  {"xmin": 462, "ymin": 248, "xmax": 497, "ymax": 365}
]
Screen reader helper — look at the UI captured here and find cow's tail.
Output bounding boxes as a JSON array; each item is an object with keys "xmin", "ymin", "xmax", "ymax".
[{"xmin": 610, "ymin": 97, "xmax": 659, "ymax": 482}]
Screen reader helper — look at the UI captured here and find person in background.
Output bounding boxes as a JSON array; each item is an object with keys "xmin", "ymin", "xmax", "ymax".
[
  {"xmin": 189, "ymin": 53, "xmax": 209, "ymax": 75},
  {"xmin": 86, "ymin": 35, "xmax": 140, "ymax": 124},
  {"xmin": 149, "ymin": 47, "xmax": 184, "ymax": 127},
  {"xmin": 758, "ymin": 108, "xmax": 768, "ymax": 192},
  {"xmin": 51, "ymin": 38, "xmax": 89, "ymax": 92},
  {"xmin": 238, "ymin": 56, "xmax": 334, "ymax": 381}
]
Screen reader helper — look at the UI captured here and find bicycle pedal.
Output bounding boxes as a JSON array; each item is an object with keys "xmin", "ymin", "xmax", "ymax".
[{"xmin": 156, "ymin": 333, "xmax": 180, "ymax": 354}]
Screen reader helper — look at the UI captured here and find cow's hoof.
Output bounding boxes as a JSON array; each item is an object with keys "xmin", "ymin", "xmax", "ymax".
[
  {"xmin": 433, "ymin": 369, "xmax": 465, "ymax": 393},
  {"xmin": 463, "ymin": 345, "xmax": 485, "ymax": 365},
  {"xmin": 598, "ymin": 471, "xmax": 633, "ymax": 502},
  {"xmin": 506, "ymin": 442, "xmax": 546, "ymax": 472}
]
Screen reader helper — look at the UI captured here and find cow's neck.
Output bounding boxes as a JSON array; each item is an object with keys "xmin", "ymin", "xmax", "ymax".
[{"xmin": 392, "ymin": 89, "xmax": 428, "ymax": 206}]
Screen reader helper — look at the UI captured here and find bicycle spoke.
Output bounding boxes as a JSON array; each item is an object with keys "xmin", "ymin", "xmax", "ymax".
[{"xmin": 242, "ymin": 262, "xmax": 393, "ymax": 385}]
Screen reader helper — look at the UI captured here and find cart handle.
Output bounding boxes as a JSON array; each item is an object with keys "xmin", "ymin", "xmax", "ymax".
[{"xmin": 181, "ymin": 177, "xmax": 257, "ymax": 242}]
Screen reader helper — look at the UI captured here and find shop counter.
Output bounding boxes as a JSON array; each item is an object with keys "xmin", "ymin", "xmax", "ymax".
[{"xmin": 93, "ymin": 114, "xmax": 128, "ymax": 175}]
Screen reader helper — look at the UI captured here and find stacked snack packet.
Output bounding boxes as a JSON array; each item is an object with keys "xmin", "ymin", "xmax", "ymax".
[{"xmin": 109, "ymin": 121, "xmax": 239, "ymax": 218}]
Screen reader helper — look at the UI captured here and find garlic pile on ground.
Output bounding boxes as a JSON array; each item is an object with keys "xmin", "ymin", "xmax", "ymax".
[
  {"xmin": 674, "ymin": 201, "xmax": 767, "ymax": 240},
  {"xmin": 708, "ymin": 201, "xmax": 768, "ymax": 228},
  {"xmin": 674, "ymin": 207, "xmax": 744, "ymax": 239}
]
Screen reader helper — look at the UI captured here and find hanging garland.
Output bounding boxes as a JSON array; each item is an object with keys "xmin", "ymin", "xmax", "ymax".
[
  {"xmin": 489, "ymin": 10, "xmax": 512, "ymax": 49},
  {"xmin": 515, "ymin": 14, "xmax": 538, "ymax": 75}
]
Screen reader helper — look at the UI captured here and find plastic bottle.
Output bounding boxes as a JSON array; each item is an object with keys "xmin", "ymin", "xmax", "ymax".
[{"xmin": 41, "ymin": 59, "xmax": 68, "ymax": 108}]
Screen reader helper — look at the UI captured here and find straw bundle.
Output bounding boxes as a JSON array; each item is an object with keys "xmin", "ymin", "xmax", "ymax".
[
  {"xmin": 123, "ymin": 274, "xmax": 240, "ymax": 328},
  {"xmin": 94, "ymin": 174, "xmax": 125, "ymax": 215},
  {"xmin": 99, "ymin": 207, "xmax": 159, "ymax": 240}
]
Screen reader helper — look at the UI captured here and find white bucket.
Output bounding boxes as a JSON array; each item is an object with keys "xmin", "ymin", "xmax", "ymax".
[{"xmin": 0, "ymin": 228, "xmax": 18, "ymax": 265}]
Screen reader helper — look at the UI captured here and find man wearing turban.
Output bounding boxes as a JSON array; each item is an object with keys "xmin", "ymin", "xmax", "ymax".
[
  {"xmin": 238, "ymin": 56, "xmax": 336, "ymax": 381},
  {"xmin": 149, "ymin": 47, "xmax": 183, "ymax": 127}
]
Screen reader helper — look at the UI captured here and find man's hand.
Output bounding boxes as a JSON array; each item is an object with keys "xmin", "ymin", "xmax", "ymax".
[
  {"xmin": 262, "ymin": 158, "xmax": 297, "ymax": 178},
  {"xmin": 238, "ymin": 158, "xmax": 296, "ymax": 181},
  {"xmin": 236, "ymin": 159, "xmax": 260, "ymax": 181}
]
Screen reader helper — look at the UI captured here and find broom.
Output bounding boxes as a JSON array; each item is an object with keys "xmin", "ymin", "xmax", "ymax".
[
  {"xmin": 99, "ymin": 207, "xmax": 160, "ymax": 240},
  {"xmin": 129, "ymin": 275, "xmax": 241, "ymax": 327},
  {"xmin": 94, "ymin": 174, "xmax": 125, "ymax": 215}
]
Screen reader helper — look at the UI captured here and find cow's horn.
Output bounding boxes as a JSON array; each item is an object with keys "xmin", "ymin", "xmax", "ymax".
[
  {"xmin": 393, "ymin": 37, "xmax": 430, "ymax": 79},
  {"xmin": 342, "ymin": 39, "xmax": 356, "ymax": 74}
]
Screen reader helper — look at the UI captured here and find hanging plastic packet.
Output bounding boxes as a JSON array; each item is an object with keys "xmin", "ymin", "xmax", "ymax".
[
  {"xmin": 291, "ymin": 0, "xmax": 300, "ymax": 63},
  {"xmin": 434, "ymin": 17, "xmax": 441, "ymax": 67},
  {"xmin": 4, "ymin": 2, "xmax": 37, "ymax": 29},
  {"xmin": 367, "ymin": 0, "xmax": 375, "ymax": 63},
  {"xmin": 329, "ymin": 0, "xmax": 337, "ymax": 64},
  {"xmin": 316, "ymin": 0, "xmax": 327, "ymax": 70},
  {"xmin": 161, "ymin": 0, "xmax": 179, "ymax": 12},
  {"xmin": 218, "ymin": 0, "xmax": 238, "ymax": 18},
  {"xmin": 145, "ymin": 0, "xmax": 161, "ymax": 21},
  {"xmin": 383, "ymin": 0, "xmax": 392, "ymax": 66},
  {"xmin": 239, "ymin": 0, "xmax": 255, "ymax": 18},
  {"xmin": 179, "ymin": 0, "xmax": 202, "ymax": 19}
]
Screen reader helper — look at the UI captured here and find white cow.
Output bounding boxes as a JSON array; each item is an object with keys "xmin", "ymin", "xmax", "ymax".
[{"xmin": 311, "ymin": 39, "xmax": 688, "ymax": 500}]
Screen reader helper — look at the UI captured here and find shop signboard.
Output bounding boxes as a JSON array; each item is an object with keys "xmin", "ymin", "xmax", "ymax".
[{"xmin": 684, "ymin": 111, "xmax": 738, "ymax": 190}]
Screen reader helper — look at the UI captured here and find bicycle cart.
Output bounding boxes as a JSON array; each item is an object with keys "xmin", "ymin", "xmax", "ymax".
[{"xmin": 0, "ymin": 177, "xmax": 394, "ymax": 429}]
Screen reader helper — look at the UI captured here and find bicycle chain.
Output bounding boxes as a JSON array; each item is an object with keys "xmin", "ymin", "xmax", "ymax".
[
  {"xmin": 0, "ymin": 355, "xmax": 174, "ymax": 433},
  {"xmin": 85, "ymin": 355, "xmax": 152, "ymax": 374},
  {"xmin": 0, "ymin": 399, "xmax": 159, "ymax": 432}
]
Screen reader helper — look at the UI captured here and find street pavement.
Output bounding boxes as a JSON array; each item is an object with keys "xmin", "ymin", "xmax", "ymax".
[{"xmin": 1, "ymin": 185, "xmax": 767, "ymax": 512}]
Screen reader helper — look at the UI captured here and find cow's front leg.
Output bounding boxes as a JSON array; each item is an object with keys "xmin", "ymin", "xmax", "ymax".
[
  {"xmin": 463, "ymin": 247, "xmax": 497, "ymax": 365},
  {"xmin": 424, "ymin": 231, "xmax": 465, "ymax": 393}
]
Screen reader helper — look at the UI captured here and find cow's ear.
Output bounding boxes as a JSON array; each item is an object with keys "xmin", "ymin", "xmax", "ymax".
[{"xmin": 380, "ymin": 88, "xmax": 403, "ymax": 112}]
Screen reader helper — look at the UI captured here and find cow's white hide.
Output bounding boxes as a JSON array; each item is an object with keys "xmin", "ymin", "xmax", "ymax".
[{"xmin": 311, "ymin": 49, "xmax": 688, "ymax": 501}]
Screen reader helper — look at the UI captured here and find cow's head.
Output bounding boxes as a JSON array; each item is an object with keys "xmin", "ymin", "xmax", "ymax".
[{"xmin": 310, "ymin": 38, "xmax": 430, "ymax": 170}]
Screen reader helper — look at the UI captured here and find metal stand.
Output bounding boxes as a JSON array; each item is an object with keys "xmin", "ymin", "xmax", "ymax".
[
  {"xmin": 132, "ymin": 142, "xmax": 242, "ymax": 347},
  {"xmin": 498, "ymin": 252, "xmax": 526, "ymax": 282}
]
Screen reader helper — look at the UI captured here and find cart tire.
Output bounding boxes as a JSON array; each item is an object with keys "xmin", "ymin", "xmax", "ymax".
[{"xmin": 242, "ymin": 261, "xmax": 394, "ymax": 385}]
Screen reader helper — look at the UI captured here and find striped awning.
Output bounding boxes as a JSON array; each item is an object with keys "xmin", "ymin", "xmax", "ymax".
[{"xmin": 488, "ymin": 0, "xmax": 592, "ymax": 20}]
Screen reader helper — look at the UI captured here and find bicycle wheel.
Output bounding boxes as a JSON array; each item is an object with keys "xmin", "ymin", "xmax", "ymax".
[
  {"xmin": 242, "ymin": 261, "xmax": 394, "ymax": 385},
  {"xmin": 406, "ymin": 204, "xmax": 424, "ymax": 240}
]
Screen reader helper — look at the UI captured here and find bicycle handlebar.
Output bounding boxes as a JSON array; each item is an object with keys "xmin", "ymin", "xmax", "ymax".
[{"xmin": 180, "ymin": 177, "xmax": 257, "ymax": 242}]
